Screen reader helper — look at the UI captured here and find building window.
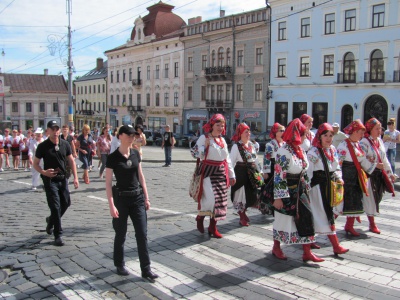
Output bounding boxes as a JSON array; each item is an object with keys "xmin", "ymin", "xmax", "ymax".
[
  {"xmin": 201, "ymin": 86, "xmax": 206, "ymax": 101},
  {"xmin": 146, "ymin": 93, "xmax": 150, "ymax": 106},
  {"xmin": 174, "ymin": 62, "xmax": 179, "ymax": 77},
  {"xmin": 343, "ymin": 52, "xmax": 356, "ymax": 83},
  {"xmin": 255, "ymin": 84, "xmax": 262, "ymax": 101},
  {"xmin": 164, "ymin": 93, "xmax": 169, "ymax": 106},
  {"xmin": 188, "ymin": 86, "xmax": 193, "ymax": 101},
  {"xmin": 137, "ymin": 94, "xmax": 141, "ymax": 108},
  {"xmin": 236, "ymin": 84, "xmax": 243, "ymax": 101},
  {"xmin": 226, "ymin": 48, "xmax": 231, "ymax": 65},
  {"xmin": 116, "ymin": 95, "xmax": 120, "ymax": 106},
  {"xmin": 293, "ymin": 102, "xmax": 307, "ymax": 120},
  {"xmin": 122, "ymin": 94, "xmax": 126, "ymax": 106},
  {"xmin": 278, "ymin": 21, "xmax": 286, "ymax": 40},
  {"xmin": 256, "ymin": 48, "xmax": 263, "ymax": 65},
  {"xmin": 12, "ymin": 102, "xmax": 18, "ymax": 113},
  {"xmin": 102, "ymin": 84, "xmax": 105, "ymax": 93},
  {"xmin": 164, "ymin": 63, "xmax": 169, "ymax": 78},
  {"xmin": 325, "ymin": 13, "xmax": 335, "ymax": 34},
  {"xmin": 26, "ymin": 103, "xmax": 32, "ymax": 113},
  {"xmin": 155, "ymin": 65, "xmax": 160, "ymax": 79},
  {"xmin": 312, "ymin": 103, "xmax": 328, "ymax": 128},
  {"xmin": 210, "ymin": 85, "xmax": 215, "ymax": 100},
  {"xmin": 123, "ymin": 69, "xmax": 126, "ymax": 82},
  {"xmin": 345, "ymin": 9, "xmax": 356, "ymax": 31},
  {"xmin": 370, "ymin": 49, "xmax": 384, "ymax": 82},
  {"xmin": 110, "ymin": 95, "xmax": 114, "ymax": 106},
  {"xmin": 237, "ymin": 50, "xmax": 243, "ymax": 67},
  {"xmin": 110, "ymin": 71, "xmax": 114, "ymax": 83},
  {"xmin": 89, "ymin": 86, "xmax": 91, "ymax": 94},
  {"xmin": 53, "ymin": 103, "xmax": 58, "ymax": 112},
  {"xmin": 129, "ymin": 68, "xmax": 132, "ymax": 81},
  {"xmin": 174, "ymin": 92, "xmax": 179, "ymax": 107},
  {"xmin": 278, "ymin": 58, "xmax": 286, "ymax": 77},
  {"xmin": 156, "ymin": 93, "xmax": 160, "ymax": 106},
  {"xmin": 324, "ymin": 55, "xmax": 334, "ymax": 76},
  {"xmin": 372, "ymin": 4, "xmax": 384, "ymax": 28},
  {"xmin": 39, "ymin": 102, "xmax": 45, "ymax": 113},
  {"xmin": 102, "ymin": 102, "xmax": 105, "ymax": 111},
  {"xmin": 226, "ymin": 84, "xmax": 231, "ymax": 101},
  {"xmin": 129, "ymin": 94, "xmax": 133, "ymax": 106},
  {"xmin": 301, "ymin": 17, "xmax": 310, "ymax": 38},
  {"xmin": 98, "ymin": 84, "xmax": 100, "ymax": 93},
  {"xmin": 147, "ymin": 66, "xmax": 150, "ymax": 80},
  {"xmin": 202, "ymin": 55, "xmax": 207, "ymax": 70},
  {"xmin": 188, "ymin": 57, "xmax": 193, "ymax": 71},
  {"xmin": 300, "ymin": 57, "xmax": 310, "ymax": 77},
  {"xmin": 93, "ymin": 85, "xmax": 96, "ymax": 94},
  {"xmin": 217, "ymin": 85, "xmax": 223, "ymax": 101},
  {"xmin": 211, "ymin": 50, "xmax": 216, "ymax": 67},
  {"xmin": 275, "ymin": 102, "xmax": 288, "ymax": 126},
  {"xmin": 116, "ymin": 70, "xmax": 120, "ymax": 82},
  {"xmin": 218, "ymin": 47, "xmax": 224, "ymax": 67}
]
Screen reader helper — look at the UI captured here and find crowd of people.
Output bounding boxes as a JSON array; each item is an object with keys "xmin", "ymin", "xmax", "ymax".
[{"xmin": 191, "ymin": 113, "xmax": 398, "ymax": 263}]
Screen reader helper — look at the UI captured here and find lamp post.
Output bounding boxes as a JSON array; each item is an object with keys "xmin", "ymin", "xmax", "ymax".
[{"xmin": 266, "ymin": 1, "xmax": 272, "ymax": 130}]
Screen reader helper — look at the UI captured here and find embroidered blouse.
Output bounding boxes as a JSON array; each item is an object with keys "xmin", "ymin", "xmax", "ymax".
[
  {"xmin": 230, "ymin": 141, "xmax": 262, "ymax": 173},
  {"xmin": 336, "ymin": 139, "xmax": 376, "ymax": 174},
  {"xmin": 307, "ymin": 145, "xmax": 342, "ymax": 182},
  {"xmin": 263, "ymin": 139, "xmax": 285, "ymax": 174},
  {"xmin": 360, "ymin": 137, "xmax": 392, "ymax": 176}
]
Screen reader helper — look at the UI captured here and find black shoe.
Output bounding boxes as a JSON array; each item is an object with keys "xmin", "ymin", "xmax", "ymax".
[
  {"xmin": 46, "ymin": 217, "xmax": 53, "ymax": 235},
  {"xmin": 54, "ymin": 237, "xmax": 64, "ymax": 246},
  {"xmin": 162, "ymin": 164, "xmax": 168, "ymax": 167},
  {"xmin": 116, "ymin": 266, "xmax": 130, "ymax": 276},
  {"xmin": 141, "ymin": 270, "xmax": 159, "ymax": 281}
]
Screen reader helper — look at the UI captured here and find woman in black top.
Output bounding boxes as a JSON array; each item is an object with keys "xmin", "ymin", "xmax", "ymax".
[
  {"xmin": 76, "ymin": 124, "xmax": 95, "ymax": 184},
  {"xmin": 105, "ymin": 125, "xmax": 158, "ymax": 281}
]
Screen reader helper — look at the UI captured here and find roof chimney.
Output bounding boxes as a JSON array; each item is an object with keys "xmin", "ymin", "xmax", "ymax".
[
  {"xmin": 44, "ymin": 69, "xmax": 48, "ymax": 75},
  {"xmin": 188, "ymin": 16, "xmax": 202, "ymax": 25},
  {"xmin": 220, "ymin": 10, "xmax": 225, "ymax": 17},
  {"xmin": 96, "ymin": 58, "xmax": 104, "ymax": 70}
]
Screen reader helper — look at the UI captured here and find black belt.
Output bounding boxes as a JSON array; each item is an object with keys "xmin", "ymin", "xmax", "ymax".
[{"xmin": 117, "ymin": 188, "xmax": 142, "ymax": 197}]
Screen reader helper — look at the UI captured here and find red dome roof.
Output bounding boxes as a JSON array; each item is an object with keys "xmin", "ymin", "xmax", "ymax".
[{"xmin": 131, "ymin": 1, "xmax": 186, "ymax": 41}]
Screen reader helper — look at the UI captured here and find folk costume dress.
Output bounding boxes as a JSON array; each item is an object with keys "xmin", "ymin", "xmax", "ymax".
[
  {"xmin": 307, "ymin": 125, "xmax": 343, "ymax": 234},
  {"xmin": 360, "ymin": 119, "xmax": 394, "ymax": 217},
  {"xmin": 230, "ymin": 124, "xmax": 263, "ymax": 214},
  {"xmin": 300, "ymin": 114, "xmax": 315, "ymax": 152},
  {"xmin": 273, "ymin": 120, "xmax": 315, "ymax": 245},
  {"xmin": 260, "ymin": 123, "xmax": 285, "ymax": 214},
  {"xmin": 9, "ymin": 135, "xmax": 23, "ymax": 157}
]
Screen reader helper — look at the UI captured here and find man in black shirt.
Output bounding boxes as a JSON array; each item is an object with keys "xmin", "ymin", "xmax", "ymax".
[
  {"xmin": 161, "ymin": 125, "xmax": 175, "ymax": 167},
  {"xmin": 33, "ymin": 120, "xmax": 79, "ymax": 246}
]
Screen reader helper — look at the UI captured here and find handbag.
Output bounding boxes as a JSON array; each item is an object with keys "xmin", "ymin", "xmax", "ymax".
[
  {"xmin": 330, "ymin": 180, "xmax": 344, "ymax": 207},
  {"xmin": 189, "ymin": 144, "xmax": 209, "ymax": 202}
]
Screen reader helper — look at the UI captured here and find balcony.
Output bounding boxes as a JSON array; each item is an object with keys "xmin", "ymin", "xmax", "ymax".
[
  {"xmin": 205, "ymin": 99, "xmax": 232, "ymax": 109},
  {"xmin": 205, "ymin": 66, "xmax": 232, "ymax": 81},
  {"xmin": 132, "ymin": 79, "xmax": 142, "ymax": 87},
  {"xmin": 393, "ymin": 70, "xmax": 400, "ymax": 83},
  {"xmin": 78, "ymin": 110, "xmax": 94, "ymax": 115},
  {"xmin": 127, "ymin": 106, "xmax": 143, "ymax": 113},
  {"xmin": 336, "ymin": 72, "xmax": 357, "ymax": 84},
  {"xmin": 364, "ymin": 71, "xmax": 385, "ymax": 83}
]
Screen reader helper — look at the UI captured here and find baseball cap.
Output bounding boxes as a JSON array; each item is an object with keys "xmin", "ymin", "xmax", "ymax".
[
  {"xmin": 47, "ymin": 120, "xmax": 60, "ymax": 129},
  {"xmin": 34, "ymin": 127, "xmax": 44, "ymax": 134},
  {"xmin": 118, "ymin": 125, "xmax": 136, "ymax": 136},
  {"xmin": 332, "ymin": 122, "xmax": 339, "ymax": 128}
]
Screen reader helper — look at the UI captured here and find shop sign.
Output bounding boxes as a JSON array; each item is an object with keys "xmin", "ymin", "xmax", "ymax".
[
  {"xmin": 187, "ymin": 113, "xmax": 207, "ymax": 120},
  {"xmin": 243, "ymin": 111, "xmax": 260, "ymax": 119},
  {"xmin": 109, "ymin": 108, "xmax": 118, "ymax": 114}
]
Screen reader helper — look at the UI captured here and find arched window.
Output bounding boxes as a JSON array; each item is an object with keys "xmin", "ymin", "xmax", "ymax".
[
  {"xmin": 211, "ymin": 50, "xmax": 216, "ymax": 67},
  {"xmin": 370, "ymin": 49, "xmax": 384, "ymax": 82},
  {"xmin": 363, "ymin": 94, "xmax": 388, "ymax": 128},
  {"xmin": 341, "ymin": 104, "xmax": 353, "ymax": 129},
  {"xmin": 218, "ymin": 47, "xmax": 224, "ymax": 67},
  {"xmin": 226, "ymin": 48, "xmax": 231, "ymax": 66},
  {"xmin": 343, "ymin": 52, "xmax": 356, "ymax": 83}
]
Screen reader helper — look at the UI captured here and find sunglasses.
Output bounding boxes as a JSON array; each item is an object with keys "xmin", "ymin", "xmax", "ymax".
[
  {"xmin": 387, "ymin": 122, "xmax": 394, "ymax": 125},
  {"xmin": 279, "ymin": 130, "xmax": 285, "ymax": 132}
]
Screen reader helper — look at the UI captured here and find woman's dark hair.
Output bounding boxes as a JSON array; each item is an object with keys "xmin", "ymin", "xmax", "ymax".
[{"xmin": 135, "ymin": 124, "xmax": 143, "ymax": 132}]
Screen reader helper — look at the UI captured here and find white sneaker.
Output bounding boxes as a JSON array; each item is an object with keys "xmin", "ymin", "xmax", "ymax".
[
  {"xmin": 31, "ymin": 187, "xmax": 37, "ymax": 191},
  {"xmin": 24, "ymin": 168, "xmax": 28, "ymax": 172},
  {"xmin": 0, "ymin": 168, "xmax": 3, "ymax": 172}
]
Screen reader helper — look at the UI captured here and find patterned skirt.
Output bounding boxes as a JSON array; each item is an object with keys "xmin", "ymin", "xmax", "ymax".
[
  {"xmin": 342, "ymin": 161, "xmax": 364, "ymax": 215},
  {"xmin": 231, "ymin": 163, "xmax": 257, "ymax": 212},
  {"xmin": 10, "ymin": 145, "xmax": 20, "ymax": 157}
]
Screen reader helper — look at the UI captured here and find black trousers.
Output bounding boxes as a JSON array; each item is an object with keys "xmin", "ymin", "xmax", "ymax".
[
  {"xmin": 112, "ymin": 193, "xmax": 150, "ymax": 272},
  {"xmin": 42, "ymin": 177, "xmax": 71, "ymax": 239}
]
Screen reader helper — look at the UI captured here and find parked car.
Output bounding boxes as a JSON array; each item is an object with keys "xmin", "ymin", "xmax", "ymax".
[{"xmin": 254, "ymin": 131, "xmax": 271, "ymax": 152}]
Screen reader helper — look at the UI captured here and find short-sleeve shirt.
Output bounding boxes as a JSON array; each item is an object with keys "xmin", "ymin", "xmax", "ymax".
[
  {"xmin": 163, "ymin": 132, "xmax": 173, "ymax": 147},
  {"xmin": 384, "ymin": 129, "xmax": 400, "ymax": 149},
  {"xmin": 106, "ymin": 148, "xmax": 141, "ymax": 190},
  {"xmin": 35, "ymin": 138, "xmax": 72, "ymax": 174},
  {"xmin": 77, "ymin": 134, "xmax": 94, "ymax": 151}
]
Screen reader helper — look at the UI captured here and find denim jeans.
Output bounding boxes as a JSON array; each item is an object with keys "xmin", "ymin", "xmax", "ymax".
[
  {"xmin": 387, "ymin": 148, "xmax": 396, "ymax": 173},
  {"xmin": 112, "ymin": 193, "xmax": 150, "ymax": 272},
  {"xmin": 100, "ymin": 154, "xmax": 108, "ymax": 175},
  {"xmin": 42, "ymin": 177, "xmax": 71, "ymax": 238},
  {"xmin": 164, "ymin": 146, "xmax": 172, "ymax": 165}
]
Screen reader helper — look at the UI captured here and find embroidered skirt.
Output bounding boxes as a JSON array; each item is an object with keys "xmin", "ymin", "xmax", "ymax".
[
  {"xmin": 342, "ymin": 161, "xmax": 364, "ymax": 215},
  {"xmin": 231, "ymin": 163, "xmax": 257, "ymax": 212}
]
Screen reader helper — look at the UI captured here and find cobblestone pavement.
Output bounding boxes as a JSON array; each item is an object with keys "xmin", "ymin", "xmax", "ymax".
[{"xmin": 1, "ymin": 147, "xmax": 400, "ymax": 299}]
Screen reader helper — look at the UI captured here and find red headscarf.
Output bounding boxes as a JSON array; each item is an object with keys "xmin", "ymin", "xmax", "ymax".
[
  {"xmin": 282, "ymin": 118, "xmax": 307, "ymax": 159},
  {"xmin": 269, "ymin": 122, "xmax": 284, "ymax": 139},
  {"xmin": 343, "ymin": 119, "xmax": 365, "ymax": 135},
  {"xmin": 364, "ymin": 118, "xmax": 381, "ymax": 138},
  {"xmin": 202, "ymin": 114, "xmax": 226, "ymax": 135},
  {"xmin": 231, "ymin": 123, "xmax": 250, "ymax": 142},
  {"xmin": 300, "ymin": 114, "xmax": 312, "ymax": 124},
  {"xmin": 312, "ymin": 123, "xmax": 334, "ymax": 148}
]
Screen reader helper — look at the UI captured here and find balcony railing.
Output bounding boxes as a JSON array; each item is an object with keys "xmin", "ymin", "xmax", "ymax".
[
  {"xmin": 205, "ymin": 66, "xmax": 232, "ymax": 81},
  {"xmin": 132, "ymin": 79, "xmax": 142, "ymax": 86},
  {"xmin": 336, "ymin": 72, "xmax": 357, "ymax": 84},
  {"xmin": 205, "ymin": 99, "xmax": 232, "ymax": 109},
  {"xmin": 127, "ymin": 105, "xmax": 143, "ymax": 112},
  {"xmin": 77, "ymin": 110, "xmax": 94, "ymax": 115},
  {"xmin": 364, "ymin": 71, "xmax": 385, "ymax": 83},
  {"xmin": 393, "ymin": 70, "xmax": 400, "ymax": 83}
]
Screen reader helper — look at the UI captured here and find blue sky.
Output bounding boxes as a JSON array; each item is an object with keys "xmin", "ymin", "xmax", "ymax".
[{"xmin": 0, "ymin": 0, "xmax": 265, "ymax": 79}]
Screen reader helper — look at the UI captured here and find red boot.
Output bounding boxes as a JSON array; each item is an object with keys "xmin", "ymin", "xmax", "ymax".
[
  {"xmin": 356, "ymin": 216, "xmax": 361, "ymax": 223},
  {"xmin": 328, "ymin": 234, "xmax": 349, "ymax": 255},
  {"xmin": 208, "ymin": 218, "xmax": 223, "ymax": 238},
  {"xmin": 310, "ymin": 243, "xmax": 321, "ymax": 249},
  {"xmin": 238, "ymin": 211, "xmax": 249, "ymax": 226},
  {"xmin": 272, "ymin": 240, "xmax": 287, "ymax": 260},
  {"xmin": 368, "ymin": 216, "xmax": 381, "ymax": 234},
  {"xmin": 302, "ymin": 244, "xmax": 324, "ymax": 262},
  {"xmin": 196, "ymin": 215, "xmax": 205, "ymax": 233},
  {"xmin": 344, "ymin": 217, "xmax": 360, "ymax": 236},
  {"xmin": 243, "ymin": 209, "xmax": 250, "ymax": 222}
]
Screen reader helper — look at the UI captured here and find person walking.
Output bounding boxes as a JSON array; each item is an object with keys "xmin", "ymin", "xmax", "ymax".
[
  {"xmin": 105, "ymin": 125, "xmax": 158, "ymax": 281},
  {"xmin": 383, "ymin": 118, "xmax": 400, "ymax": 177},
  {"xmin": 29, "ymin": 128, "xmax": 45, "ymax": 190},
  {"xmin": 300, "ymin": 114, "xmax": 315, "ymax": 152},
  {"xmin": 0, "ymin": 131, "xmax": 6, "ymax": 172},
  {"xmin": 336, "ymin": 119, "xmax": 381, "ymax": 236},
  {"xmin": 271, "ymin": 118, "xmax": 323, "ymax": 262},
  {"xmin": 9, "ymin": 129, "xmax": 23, "ymax": 170},
  {"xmin": 260, "ymin": 123, "xmax": 285, "ymax": 214},
  {"xmin": 161, "ymin": 125, "xmax": 175, "ymax": 167},
  {"xmin": 76, "ymin": 124, "xmax": 95, "ymax": 184},
  {"xmin": 360, "ymin": 118, "xmax": 396, "ymax": 234},
  {"xmin": 33, "ymin": 120, "xmax": 79, "ymax": 246},
  {"xmin": 96, "ymin": 126, "xmax": 112, "ymax": 179},
  {"xmin": 132, "ymin": 124, "xmax": 147, "ymax": 158},
  {"xmin": 229, "ymin": 123, "xmax": 263, "ymax": 226},
  {"xmin": 191, "ymin": 114, "xmax": 236, "ymax": 238},
  {"xmin": 2, "ymin": 128, "xmax": 11, "ymax": 169},
  {"xmin": 307, "ymin": 123, "xmax": 349, "ymax": 256},
  {"xmin": 110, "ymin": 127, "xmax": 121, "ymax": 154}
]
